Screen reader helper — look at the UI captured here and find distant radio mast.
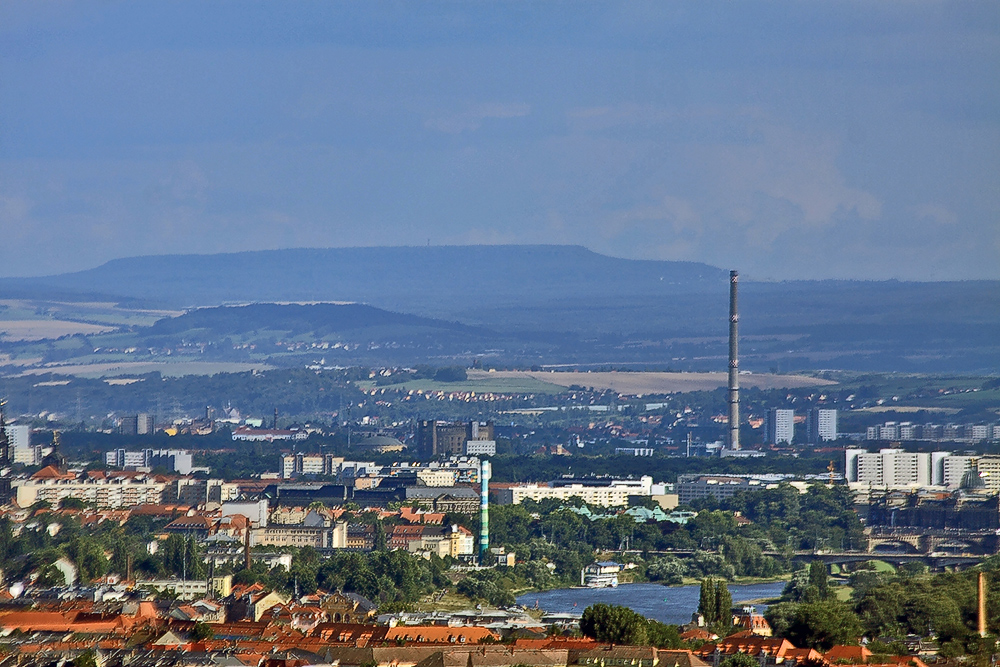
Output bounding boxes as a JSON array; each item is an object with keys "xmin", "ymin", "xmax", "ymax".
[{"xmin": 728, "ymin": 270, "xmax": 740, "ymax": 451}]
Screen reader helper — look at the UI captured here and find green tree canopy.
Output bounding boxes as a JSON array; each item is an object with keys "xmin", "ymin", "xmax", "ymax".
[{"xmin": 580, "ymin": 604, "xmax": 649, "ymax": 645}]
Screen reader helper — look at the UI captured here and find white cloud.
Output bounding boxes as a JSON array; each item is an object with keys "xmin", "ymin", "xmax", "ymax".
[
  {"xmin": 424, "ymin": 102, "xmax": 531, "ymax": 134},
  {"xmin": 913, "ymin": 203, "xmax": 958, "ymax": 226}
]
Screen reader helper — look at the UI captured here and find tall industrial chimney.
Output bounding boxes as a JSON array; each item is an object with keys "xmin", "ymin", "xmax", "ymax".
[
  {"xmin": 479, "ymin": 460, "xmax": 491, "ymax": 563},
  {"xmin": 979, "ymin": 571, "xmax": 987, "ymax": 637},
  {"xmin": 728, "ymin": 270, "xmax": 740, "ymax": 451}
]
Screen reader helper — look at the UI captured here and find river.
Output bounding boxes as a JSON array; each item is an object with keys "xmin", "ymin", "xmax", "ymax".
[{"xmin": 515, "ymin": 581, "xmax": 786, "ymax": 625}]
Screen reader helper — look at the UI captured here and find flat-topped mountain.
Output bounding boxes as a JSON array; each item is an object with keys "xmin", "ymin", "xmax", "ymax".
[{"xmin": 2, "ymin": 245, "xmax": 726, "ymax": 309}]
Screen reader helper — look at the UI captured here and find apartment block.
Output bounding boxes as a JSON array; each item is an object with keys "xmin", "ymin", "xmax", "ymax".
[
  {"xmin": 766, "ymin": 409, "xmax": 795, "ymax": 445},
  {"xmin": 807, "ymin": 409, "xmax": 837, "ymax": 443},
  {"xmin": 845, "ymin": 448, "xmax": 931, "ymax": 487}
]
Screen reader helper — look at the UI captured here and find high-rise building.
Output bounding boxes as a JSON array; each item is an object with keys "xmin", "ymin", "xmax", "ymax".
[
  {"xmin": 137, "ymin": 413, "xmax": 155, "ymax": 435},
  {"xmin": 4, "ymin": 425, "xmax": 29, "ymax": 450},
  {"xmin": 807, "ymin": 409, "xmax": 837, "ymax": 443},
  {"xmin": 846, "ymin": 448, "xmax": 932, "ymax": 486},
  {"xmin": 766, "ymin": 409, "xmax": 795, "ymax": 445},
  {"xmin": 119, "ymin": 415, "xmax": 139, "ymax": 436},
  {"xmin": 106, "ymin": 448, "xmax": 193, "ymax": 475}
]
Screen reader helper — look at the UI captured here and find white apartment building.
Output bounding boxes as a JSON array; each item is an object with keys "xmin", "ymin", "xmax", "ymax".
[
  {"xmin": 416, "ymin": 469, "xmax": 458, "ymax": 487},
  {"xmin": 11, "ymin": 446, "xmax": 42, "ymax": 466},
  {"xmin": 940, "ymin": 455, "xmax": 1000, "ymax": 490},
  {"xmin": 807, "ymin": 409, "xmax": 837, "ymax": 442},
  {"xmin": 845, "ymin": 448, "xmax": 931, "ymax": 487},
  {"xmin": 105, "ymin": 448, "xmax": 194, "ymax": 475},
  {"xmin": 846, "ymin": 449, "xmax": 1000, "ymax": 491},
  {"xmin": 14, "ymin": 472, "xmax": 166, "ymax": 508},
  {"xmin": 767, "ymin": 409, "xmax": 795, "ymax": 445},
  {"xmin": 4, "ymin": 425, "xmax": 29, "ymax": 449},
  {"xmin": 4, "ymin": 425, "xmax": 38, "ymax": 465},
  {"xmin": 496, "ymin": 476, "xmax": 657, "ymax": 507},
  {"xmin": 464, "ymin": 440, "xmax": 496, "ymax": 456}
]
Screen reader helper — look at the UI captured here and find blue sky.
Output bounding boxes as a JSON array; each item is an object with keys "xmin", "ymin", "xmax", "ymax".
[{"xmin": 1, "ymin": 1, "xmax": 997, "ymax": 280}]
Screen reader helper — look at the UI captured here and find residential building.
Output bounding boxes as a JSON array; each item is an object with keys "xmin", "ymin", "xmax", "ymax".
[
  {"xmin": 807, "ymin": 409, "xmax": 837, "ymax": 443},
  {"xmin": 105, "ymin": 448, "xmax": 194, "ymax": 475},
  {"xmin": 496, "ymin": 476, "xmax": 660, "ymax": 507},
  {"xmin": 416, "ymin": 469, "xmax": 458, "ymax": 487},
  {"xmin": 171, "ymin": 478, "xmax": 240, "ymax": 506},
  {"xmin": 845, "ymin": 448, "xmax": 932, "ymax": 487},
  {"xmin": 232, "ymin": 426, "xmax": 307, "ymax": 442},
  {"xmin": 137, "ymin": 413, "xmax": 155, "ymax": 435},
  {"xmin": 4, "ymin": 424, "xmax": 29, "ymax": 449},
  {"xmin": 766, "ymin": 409, "xmax": 794, "ymax": 445},
  {"xmin": 252, "ymin": 522, "xmax": 347, "ymax": 548},
  {"xmin": 464, "ymin": 439, "xmax": 496, "ymax": 456},
  {"xmin": 14, "ymin": 469, "xmax": 167, "ymax": 508}
]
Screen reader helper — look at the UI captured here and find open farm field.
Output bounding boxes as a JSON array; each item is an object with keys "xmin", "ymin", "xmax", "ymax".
[
  {"xmin": 16, "ymin": 361, "xmax": 273, "ymax": 378},
  {"xmin": 856, "ymin": 405, "xmax": 962, "ymax": 414},
  {"xmin": 469, "ymin": 369, "xmax": 836, "ymax": 395},
  {"xmin": 0, "ymin": 320, "xmax": 115, "ymax": 341},
  {"xmin": 362, "ymin": 375, "xmax": 565, "ymax": 395},
  {"xmin": 0, "ymin": 299, "xmax": 181, "ymax": 330}
]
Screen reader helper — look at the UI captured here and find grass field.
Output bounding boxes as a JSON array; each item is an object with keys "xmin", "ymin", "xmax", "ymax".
[
  {"xmin": 360, "ymin": 375, "xmax": 566, "ymax": 394},
  {"xmin": 0, "ymin": 299, "xmax": 180, "ymax": 330},
  {"xmin": 0, "ymin": 320, "xmax": 116, "ymax": 341},
  {"xmin": 16, "ymin": 361, "xmax": 273, "ymax": 378},
  {"xmin": 857, "ymin": 405, "xmax": 961, "ymax": 414},
  {"xmin": 468, "ymin": 370, "xmax": 836, "ymax": 395}
]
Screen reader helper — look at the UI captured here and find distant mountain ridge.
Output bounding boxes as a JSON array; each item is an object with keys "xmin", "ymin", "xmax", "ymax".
[
  {"xmin": 1, "ymin": 245, "xmax": 726, "ymax": 309},
  {"xmin": 0, "ymin": 246, "xmax": 997, "ymax": 372}
]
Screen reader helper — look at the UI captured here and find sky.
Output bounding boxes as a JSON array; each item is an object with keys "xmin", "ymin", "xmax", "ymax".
[{"xmin": 1, "ymin": 1, "xmax": 998, "ymax": 281}]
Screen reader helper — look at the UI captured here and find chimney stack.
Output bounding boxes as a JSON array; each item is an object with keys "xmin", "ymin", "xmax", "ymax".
[
  {"xmin": 979, "ymin": 571, "xmax": 987, "ymax": 637},
  {"xmin": 728, "ymin": 270, "xmax": 740, "ymax": 451}
]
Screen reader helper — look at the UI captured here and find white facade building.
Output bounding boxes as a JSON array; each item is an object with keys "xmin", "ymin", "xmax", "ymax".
[
  {"xmin": 464, "ymin": 440, "xmax": 496, "ymax": 456},
  {"xmin": 4, "ymin": 425, "xmax": 29, "ymax": 449},
  {"xmin": 496, "ymin": 476, "xmax": 657, "ymax": 507},
  {"xmin": 845, "ymin": 448, "xmax": 932, "ymax": 487},
  {"xmin": 807, "ymin": 409, "xmax": 837, "ymax": 442},
  {"xmin": 767, "ymin": 409, "xmax": 795, "ymax": 445}
]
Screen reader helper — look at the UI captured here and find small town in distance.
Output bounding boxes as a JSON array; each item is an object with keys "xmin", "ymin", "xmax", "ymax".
[{"xmin": 0, "ymin": 267, "xmax": 996, "ymax": 666}]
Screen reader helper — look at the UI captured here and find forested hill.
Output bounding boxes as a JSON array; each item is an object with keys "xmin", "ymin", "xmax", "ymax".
[
  {"xmin": 145, "ymin": 303, "xmax": 483, "ymax": 337},
  {"xmin": 0, "ymin": 245, "xmax": 726, "ymax": 308}
]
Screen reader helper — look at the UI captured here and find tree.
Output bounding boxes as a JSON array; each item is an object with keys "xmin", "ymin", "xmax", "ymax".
[
  {"xmin": 373, "ymin": 521, "xmax": 387, "ymax": 551},
  {"xmin": 190, "ymin": 621, "xmax": 215, "ymax": 641},
  {"xmin": 580, "ymin": 604, "xmax": 648, "ymax": 645},
  {"xmin": 645, "ymin": 620, "xmax": 682, "ymax": 649},
  {"xmin": 646, "ymin": 556, "xmax": 685, "ymax": 586},
  {"xmin": 808, "ymin": 561, "xmax": 830, "ymax": 600},
  {"xmin": 715, "ymin": 579, "xmax": 733, "ymax": 627},
  {"xmin": 720, "ymin": 654, "xmax": 759, "ymax": 667},
  {"xmin": 698, "ymin": 578, "xmax": 732, "ymax": 628},
  {"xmin": 698, "ymin": 578, "xmax": 718, "ymax": 625},
  {"xmin": 774, "ymin": 600, "xmax": 862, "ymax": 651},
  {"xmin": 74, "ymin": 650, "xmax": 97, "ymax": 667}
]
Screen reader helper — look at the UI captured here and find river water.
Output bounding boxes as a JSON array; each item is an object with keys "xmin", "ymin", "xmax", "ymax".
[{"xmin": 515, "ymin": 581, "xmax": 786, "ymax": 625}]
